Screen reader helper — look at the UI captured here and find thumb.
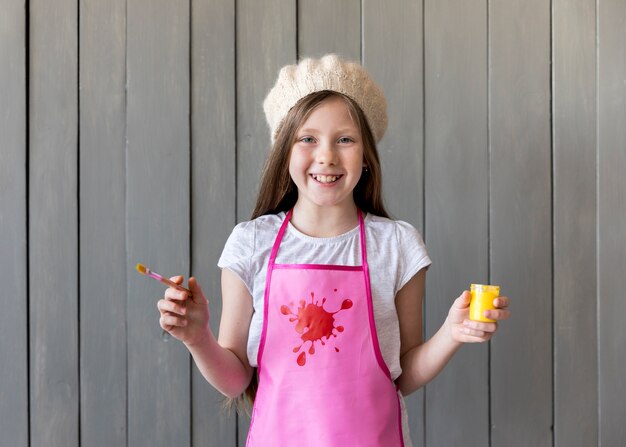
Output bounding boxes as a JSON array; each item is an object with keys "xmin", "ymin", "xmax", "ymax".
[
  {"xmin": 188, "ymin": 277, "xmax": 206, "ymax": 302},
  {"xmin": 169, "ymin": 275, "xmax": 184, "ymax": 285},
  {"xmin": 453, "ymin": 291, "xmax": 471, "ymax": 309}
]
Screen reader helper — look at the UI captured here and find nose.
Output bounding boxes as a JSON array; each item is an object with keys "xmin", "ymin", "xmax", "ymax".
[{"xmin": 315, "ymin": 139, "xmax": 337, "ymax": 165}]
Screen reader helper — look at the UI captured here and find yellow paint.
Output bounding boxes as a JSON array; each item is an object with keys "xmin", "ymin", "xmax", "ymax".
[{"xmin": 469, "ymin": 284, "xmax": 500, "ymax": 323}]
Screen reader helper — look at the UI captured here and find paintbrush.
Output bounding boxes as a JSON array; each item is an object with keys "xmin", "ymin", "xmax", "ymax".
[{"xmin": 135, "ymin": 263, "xmax": 192, "ymax": 296}]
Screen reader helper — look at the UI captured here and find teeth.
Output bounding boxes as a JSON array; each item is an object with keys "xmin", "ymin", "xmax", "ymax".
[{"xmin": 313, "ymin": 175, "xmax": 339, "ymax": 183}]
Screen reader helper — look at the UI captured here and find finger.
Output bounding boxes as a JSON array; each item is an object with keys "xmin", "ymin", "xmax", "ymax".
[
  {"xmin": 165, "ymin": 276, "xmax": 189, "ymax": 300},
  {"xmin": 462, "ymin": 333, "xmax": 493, "ymax": 343},
  {"xmin": 188, "ymin": 277, "xmax": 206, "ymax": 303},
  {"xmin": 170, "ymin": 275, "xmax": 184, "ymax": 285},
  {"xmin": 494, "ymin": 296, "xmax": 510, "ymax": 308},
  {"xmin": 458, "ymin": 325, "xmax": 490, "ymax": 339},
  {"xmin": 464, "ymin": 319, "xmax": 498, "ymax": 333},
  {"xmin": 159, "ymin": 313, "xmax": 173, "ymax": 332},
  {"xmin": 157, "ymin": 299, "xmax": 186, "ymax": 316},
  {"xmin": 164, "ymin": 287, "xmax": 189, "ymax": 301},
  {"xmin": 485, "ymin": 308, "xmax": 511, "ymax": 321},
  {"xmin": 160, "ymin": 313, "xmax": 187, "ymax": 329}
]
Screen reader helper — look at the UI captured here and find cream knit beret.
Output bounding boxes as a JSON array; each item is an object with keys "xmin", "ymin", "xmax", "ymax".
[{"xmin": 263, "ymin": 54, "xmax": 388, "ymax": 144}]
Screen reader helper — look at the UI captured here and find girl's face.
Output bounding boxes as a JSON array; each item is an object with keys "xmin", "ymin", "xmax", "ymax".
[{"xmin": 289, "ymin": 96, "xmax": 364, "ymax": 213}]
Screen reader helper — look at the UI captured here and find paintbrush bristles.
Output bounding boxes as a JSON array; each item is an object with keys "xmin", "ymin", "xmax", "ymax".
[{"xmin": 135, "ymin": 262, "xmax": 192, "ymax": 295}]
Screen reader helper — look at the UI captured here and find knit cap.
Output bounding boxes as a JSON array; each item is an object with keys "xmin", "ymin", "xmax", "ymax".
[{"xmin": 263, "ymin": 54, "xmax": 388, "ymax": 144}]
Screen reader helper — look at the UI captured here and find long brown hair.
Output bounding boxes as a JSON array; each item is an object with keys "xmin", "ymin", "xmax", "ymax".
[
  {"xmin": 251, "ymin": 90, "xmax": 389, "ymax": 219},
  {"xmin": 228, "ymin": 91, "xmax": 390, "ymax": 414}
]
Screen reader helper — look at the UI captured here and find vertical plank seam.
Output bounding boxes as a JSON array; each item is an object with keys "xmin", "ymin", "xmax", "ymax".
[
  {"xmin": 234, "ymin": 1, "xmax": 239, "ymax": 445},
  {"xmin": 233, "ymin": 0, "xmax": 239, "ymax": 228},
  {"xmin": 594, "ymin": 0, "xmax": 600, "ymax": 444},
  {"xmin": 359, "ymin": 0, "xmax": 363, "ymax": 63},
  {"xmin": 76, "ymin": 0, "xmax": 82, "ymax": 444},
  {"xmin": 296, "ymin": 0, "xmax": 299, "ymax": 60},
  {"xmin": 234, "ymin": 4, "xmax": 240, "ymax": 444},
  {"xmin": 549, "ymin": 0, "xmax": 556, "ymax": 445},
  {"xmin": 354, "ymin": 0, "xmax": 362, "ymax": 65},
  {"xmin": 25, "ymin": 0, "xmax": 32, "ymax": 444},
  {"xmin": 124, "ymin": 0, "xmax": 129, "ymax": 445},
  {"xmin": 486, "ymin": 0, "xmax": 492, "ymax": 445},
  {"xmin": 188, "ymin": 1, "xmax": 193, "ymax": 445},
  {"xmin": 421, "ymin": 0, "xmax": 427, "ymax": 445}
]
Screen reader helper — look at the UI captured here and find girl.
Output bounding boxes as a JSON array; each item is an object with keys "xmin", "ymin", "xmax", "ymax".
[{"xmin": 157, "ymin": 54, "xmax": 511, "ymax": 446}]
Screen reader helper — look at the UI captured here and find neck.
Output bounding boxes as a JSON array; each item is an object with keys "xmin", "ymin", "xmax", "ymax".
[{"xmin": 290, "ymin": 202, "xmax": 360, "ymax": 237}]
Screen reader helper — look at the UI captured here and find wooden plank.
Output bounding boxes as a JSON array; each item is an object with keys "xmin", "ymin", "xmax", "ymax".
[
  {"xmin": 236, "ymin": 0, "xmax": 296, "ymax": 221},
  {"xmin": 489, "ymin": 0, "xmax": 552, "ymax": 445},
  {"xmin": 362, "ymin": 1, "xmax": 424, "ymax": 444},
  {"xmin": 0, "ymin": 0, "xmax": 28, "ymax": 445},
  {"xmin": 191, "ymin": 1, "xmax": 237, "ymax": 445},
  {"xmin": 552, "ymin": 0, "xmax": 598, "ymax": 445},
  {"xmin": 78, "ymin": 0, "xmax": 127, "ymax": 445},
  {"xmin": 29, "ymin": 0, "xmax": 79, "ymax": 445},
  {"xmin": 363, "ymin": 0, "xmax": 424, "ymax": 233},
  {"xmin": 598, "ymin": 0, "xmax": 626, "ymax": 444},
  {"xmin": 423, "ymin": 1, "xmax": 489, "ymax": 445},
  {"xmin": 236, "ymin": 0, "xmax": 296, "ymax": 442},
  {"xmin": 298, "ymin": 0, "xmax": 360, "ymax": 60},
  {"xmin": 126, "ymin": 0, "xmax": 191, "ymax": 445}
]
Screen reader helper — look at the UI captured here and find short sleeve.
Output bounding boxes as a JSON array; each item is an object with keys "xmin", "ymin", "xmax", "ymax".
[
  {"xmin": 217, "ymin": 220, "xmax": 255, "ymax": 294},
  {"xmin": 394, "ymin": 221, "xmax": 431, "ymax": 292}
]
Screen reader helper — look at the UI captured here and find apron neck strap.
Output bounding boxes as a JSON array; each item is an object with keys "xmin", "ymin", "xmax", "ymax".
[
  {"xmin": 269, "ymin": 209, "xmax": 293, "ymax": 264},
  {"xmin": 357, "ymin": 210, "xmax": 368, "ymax": 268},
  {"xmin": 269, "ymin": 209, "xmax": 368, "ymax": 267}
]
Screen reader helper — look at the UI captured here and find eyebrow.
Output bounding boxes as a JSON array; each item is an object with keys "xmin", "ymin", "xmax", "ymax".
[{"xmin": 297, "ymin": 127, "xmax": 358, "ymax": 134}]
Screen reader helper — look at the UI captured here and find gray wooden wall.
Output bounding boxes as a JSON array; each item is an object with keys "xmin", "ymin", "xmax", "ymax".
[{"xmin": 1, "ymin": 0, "xmax": 624, "ymax": 446}]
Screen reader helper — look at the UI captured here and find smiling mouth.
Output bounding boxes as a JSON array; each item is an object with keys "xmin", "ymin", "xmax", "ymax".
[{"xmin": 310, "ymin": 174, "xmax": 342, "ymax": 184}]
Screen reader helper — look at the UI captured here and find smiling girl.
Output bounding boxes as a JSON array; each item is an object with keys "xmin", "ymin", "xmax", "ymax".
[{"xmin": 157, "ymin": 55, "xmax": 510, "ymax": 446}]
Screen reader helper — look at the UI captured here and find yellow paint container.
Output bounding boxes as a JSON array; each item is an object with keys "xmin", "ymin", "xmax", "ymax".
[{"xmin": 469, "ymin": 284, "xmax": 500, "ymax": 323}]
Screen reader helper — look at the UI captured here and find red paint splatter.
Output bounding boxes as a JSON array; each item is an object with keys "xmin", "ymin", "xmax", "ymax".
[
  {"xmin": 280, "ymin": 291, "xmax": 352, "ymax": 366},
  {"xmin": 297, "ymin": 352, "xmax": 306, "ymax": 366}
]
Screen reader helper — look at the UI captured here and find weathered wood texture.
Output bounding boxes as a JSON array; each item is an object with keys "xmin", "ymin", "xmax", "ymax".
[
  {"xmin": 126, "ymin": 0, "xmax": 191, "ymax": 446},
  {"xmin": 553, "ymin": 0, "xmax": 598, "ymax": 445},
  {"xmin": 79, "ymin": 0, "xmax": 127, "ymax": 445},
  {"xmin": 363, "ymin": 1, "xmax": 425, "ymax": 444},
  {"xmin": 190, "ymin": 1, "xmax": 237, "ymax": 445},
  {"xmin": 598, "ymin": 0, "xmax": 626, "ymax": 445},
  {"xmin": 0, "ymin": 1, "xmax": 28, "ymax": 446},
  {"xmin": 490, "ymin": 0, "xmax": 553, "ymax": 445},
  {"xmin": 235, "ymin": 0, "xmax": 296, "ymax": 221},
  {"xmin": 424, "ymin": 0, "xmax": 489, "ymax": 445},
  {"xmin": 298, "ymin": 0, "xmax": 361, "ymax": 61},
  {"xmin": 235, "ymin": 1, "xmax": 296, "ymax": 442},
  {"xmin": 3, "ymin": 1, "xmax": 624, "ymax": 446},
  {"xmin": 29, "ymin": 0, "xmax": 79, "ymax": 445}
]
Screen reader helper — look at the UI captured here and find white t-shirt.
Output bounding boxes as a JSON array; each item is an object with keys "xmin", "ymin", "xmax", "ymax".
[{"xmin": 218, "ymin": 211, "xmax": 431, "ymax": 445}]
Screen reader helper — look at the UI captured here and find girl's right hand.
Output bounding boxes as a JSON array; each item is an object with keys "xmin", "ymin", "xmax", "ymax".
[{"xmin": 158, "ymin": 276, "xmax": 210, "ymax": 347}]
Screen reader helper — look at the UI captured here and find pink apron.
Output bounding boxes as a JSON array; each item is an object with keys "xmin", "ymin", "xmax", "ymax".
[{"xmin": 247, "ymin": 210, "xmax": 404, "ymax": 446}]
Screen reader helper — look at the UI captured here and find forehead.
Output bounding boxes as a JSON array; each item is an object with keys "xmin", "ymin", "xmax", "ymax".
[{"xmin": 299, "ymin": 96, "xmax": 358, "ymax": 130}]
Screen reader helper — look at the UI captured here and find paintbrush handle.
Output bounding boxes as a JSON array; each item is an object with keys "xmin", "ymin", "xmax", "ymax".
[
  {"xmin": 159, "ymin": 276, "xmax": 192, "ymax": 295},
  {"xmin": 138, "ymin": 263, "xmax": 193, "ymax": 295}
]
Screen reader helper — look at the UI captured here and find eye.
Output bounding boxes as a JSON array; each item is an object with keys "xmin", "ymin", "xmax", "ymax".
[
  {"xmin": 299, "ymin": 136, "xmax": 316, "ymax": 144},
  {"xmin": 338, "ymin": 137, "xmax": 354, "ymax": 144}
]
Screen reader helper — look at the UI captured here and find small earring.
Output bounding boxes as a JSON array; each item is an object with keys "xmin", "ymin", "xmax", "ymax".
[{"xmin": 363, "ymin": 166, "xmax": 369, "ymax": 172}]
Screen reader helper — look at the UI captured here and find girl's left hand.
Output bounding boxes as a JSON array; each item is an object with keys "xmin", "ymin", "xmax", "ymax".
[{"xmin": 445, "ymin": 291, "xmax": 511, "ymax": 343}]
